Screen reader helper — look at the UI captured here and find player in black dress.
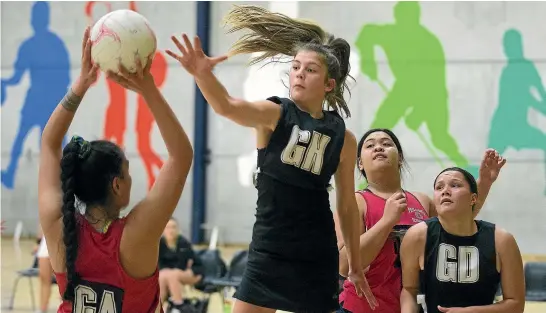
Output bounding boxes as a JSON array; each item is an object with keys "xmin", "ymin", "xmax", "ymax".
[
  {"xmin": 400, "ymin": 167, "xmax": 525, "ymax": 313},
  {"xmin": 165, "ymin": 5, "xmax": 376, "ymax": 313}
]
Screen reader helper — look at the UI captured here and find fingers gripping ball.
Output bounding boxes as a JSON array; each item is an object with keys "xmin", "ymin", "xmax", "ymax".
[{"xmin": 90, "ymin": 9, "xmax": 157, "ymax": 74}]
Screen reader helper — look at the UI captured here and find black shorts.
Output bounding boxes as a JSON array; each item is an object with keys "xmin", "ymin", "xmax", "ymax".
[{"xmin": 233, "ymin": 244, "xmax": 339, "ymax": 312}]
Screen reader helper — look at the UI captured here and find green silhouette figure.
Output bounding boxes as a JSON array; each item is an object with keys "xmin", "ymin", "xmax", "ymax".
[
  {"xmin": 356, "ymin": 1, "xmax": 468, "ymax": 168},
  {"xmin": 468, "ymin": 29, "xmax": 546, "ymax": 194}
]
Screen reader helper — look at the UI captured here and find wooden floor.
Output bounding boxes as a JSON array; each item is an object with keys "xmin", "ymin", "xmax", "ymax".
[{"xmin": 2, "ymin": 238, "xmax": 545, "ymax": 313}]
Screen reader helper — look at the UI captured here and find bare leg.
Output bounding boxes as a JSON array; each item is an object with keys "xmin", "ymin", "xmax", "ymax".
[
  {"xmin": 158, "ymin": 269, "xmax": 171, "ymax": 304},
  {"xmin": 231, "ymin": 299, "xmax": 276, "ymax": 313},
  {"xmin": 166, "ymin": 272, "xmax": 184, "ymax": 304},
  {"xmin": 38, "ymin": 257, "xmax": 53, "ymax": 312}
]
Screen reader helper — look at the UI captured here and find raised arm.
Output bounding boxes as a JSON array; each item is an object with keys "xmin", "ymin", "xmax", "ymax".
[
  {"xmin": 38, "ymin": 27, "xmax": 98, "ymax": 242},
  {"xmin": 166, "ymin": 34, "xmax": 281, "ymax": 130},
  {"xmin": 334, "ymin": 130, "xmax": 378, "ymax": 309},
  {"xmin": 400, "ymin": 222, "xmax": 427, "ymax": 313},
  {"xmin": 473, "ymin": 149, "xmax": 506, "ymax": 218},
  {"xmin": 109, "ymin": 58, "xmax": 194, "ymax": 251}
]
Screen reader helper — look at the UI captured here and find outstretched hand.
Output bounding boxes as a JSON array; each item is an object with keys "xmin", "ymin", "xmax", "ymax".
[
  {"xmin": 478, "ymin": 149, "xmax": 506, "ymax": 183},
  {"xmin": 166, "ymin": 34, "xmax": 228, "ymax": 78}
]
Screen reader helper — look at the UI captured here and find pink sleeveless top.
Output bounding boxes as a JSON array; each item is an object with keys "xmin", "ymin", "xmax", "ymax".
[{"xmin": 339, "ymin": 189, "xmax": 428, "ymax": 313}]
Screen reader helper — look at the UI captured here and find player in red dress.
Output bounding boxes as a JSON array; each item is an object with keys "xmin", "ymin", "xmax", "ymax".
[{"xmin": 38, "ymin": 27, "xmax": 193, "ymax": 313}]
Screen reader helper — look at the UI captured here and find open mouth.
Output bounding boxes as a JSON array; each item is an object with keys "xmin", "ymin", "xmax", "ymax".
[
  {"xmin": 441, "ymin": 199, "xmax": 453, "ymax": 204},
  {"xmin": 373, "ymin": 154, "xmax": 387, "ymax": 160}
]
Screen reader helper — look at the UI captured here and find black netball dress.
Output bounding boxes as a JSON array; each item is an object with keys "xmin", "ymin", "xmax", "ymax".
[{"xmin": 234, "ymin": 96, "xmax": 346, "ymax": 312}]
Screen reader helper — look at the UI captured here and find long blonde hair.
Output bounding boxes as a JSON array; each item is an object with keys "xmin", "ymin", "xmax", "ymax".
[{"xmin": 222, "ymin": 5, "xmax": 353, "ymax": 118}]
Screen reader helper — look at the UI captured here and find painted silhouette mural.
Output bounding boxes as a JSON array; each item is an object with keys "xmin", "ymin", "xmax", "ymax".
[
  {"xmin": 1, "ymin": 1, "xmax": 70, "ymax": 189},
  {"xmin": 356, "ymin": 1, "xmax": 467, "ymax": 169},
  {"xmin": 467, "ymin": 29, "xmax": 546, "ymax": 194},
  {"xmin": 85, "ymin": 1, "xmax": 166, "ymax": 190}
]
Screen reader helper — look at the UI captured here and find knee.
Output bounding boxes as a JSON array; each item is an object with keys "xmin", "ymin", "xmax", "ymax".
[
  {"xmin": 159, "ymin": 269, "xmax": 172, "ymax": 282},
  {"xmin": 38, "ymin": 259, "xmax": 51, "ymax": 280},
  {"xmin": 160, "ymin": 268, "xmax": 172, "ymax": 275}
]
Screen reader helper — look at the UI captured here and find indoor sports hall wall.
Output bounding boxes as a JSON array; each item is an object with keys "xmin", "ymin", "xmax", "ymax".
[
  {"xmin": 0, "ymin": 1, "xmax": 197, "ymax": 236},
  {"xmin": 2, "ymin": 1, "xmax": 546, "ymax": 254},
  {"xmin": 208, "ymin": 1, "xmax": 546, "ymax": 253}
]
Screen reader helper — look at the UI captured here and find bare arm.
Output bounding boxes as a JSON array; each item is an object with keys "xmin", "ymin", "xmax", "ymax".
[
  {"xmin": 473, "ymin": 149, "xmax": 507, "ymax": 218},
  {"xmin": 414, "ymin": 192, "xmax": 437, "ymax": 218},
  {"xmin": 194, "ymin": 71, "xmax": 281, "ymax": 129},
  {"xmin": 123, "ymin": 81, "xmax": 193, "ymax": 245},
  {"xmin": 400, "ymin": 222, "xmax": 427, "ymax": 313},
  {"xmin": 336, "ymin": 194, "xmax": 365, "ymax": 275},
  {"xmin": 473, "ymin": 177, "xmax": 493, "ymax": 218},
  {"xmin": 38, "ymin": 81, "xmax": 89, "ymax": 238},
  {"xmin": 334, "ymin": 130, "xmax": 363, "ymax": 275},
  {"xmin": 461, "ymin": 229, "xmax": 525, "ymax": 313},
  {"xmin": 167, "ymin": 34, "xmax": 282, "ymax": 130},
  {"xmin": 339, "ymin": 197, "xmax": 397, "ymax": 276}
]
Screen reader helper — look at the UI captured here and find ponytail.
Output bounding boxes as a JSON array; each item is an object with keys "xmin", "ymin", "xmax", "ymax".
[
  {"xmin": 223, "ymin": 5, "xmax": 353, "ymax": 117},
  {"xmin": 60, "ymin": 136, "xmax": 90, "ymax": 300}
]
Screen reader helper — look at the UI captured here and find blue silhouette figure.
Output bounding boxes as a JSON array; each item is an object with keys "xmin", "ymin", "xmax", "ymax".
[
  {"xmin": 1, "ymin": 1, "xmax": 70, "ymax": 189},
  {"xmin": 467, "ymin": 29, "xmax": 546, "ymax": 194}
]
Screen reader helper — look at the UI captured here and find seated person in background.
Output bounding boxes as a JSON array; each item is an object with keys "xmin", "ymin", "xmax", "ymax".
[{"xmin": 159, "ymin": 217, "xmax": 204, "ymax": 308}]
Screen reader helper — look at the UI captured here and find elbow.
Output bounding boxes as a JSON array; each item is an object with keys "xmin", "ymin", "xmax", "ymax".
[
  {"xmin": 509, "ymin": 299, "xmax": 525, "ymax": 313},
  {"xmin": 181, "ymin": 146, "xmax": 194, "ymax": 169},
  {"xmin": 169, "ymin": 145, "xmax": 194, "ymax": 173}
]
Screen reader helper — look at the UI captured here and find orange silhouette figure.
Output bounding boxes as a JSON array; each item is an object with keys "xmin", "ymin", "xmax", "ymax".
[{"xmin": 85, "ymin": 1, "xmax": 166, "ymax": 189}]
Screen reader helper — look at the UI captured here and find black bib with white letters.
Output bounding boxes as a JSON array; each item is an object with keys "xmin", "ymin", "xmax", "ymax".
[
  {"xmin": 420, "ymin": 217, "xmax": 500, "ymax": 312},
  {"xmin": 257, "ymin": 96, "xmax": 345, "ymax": 191}
]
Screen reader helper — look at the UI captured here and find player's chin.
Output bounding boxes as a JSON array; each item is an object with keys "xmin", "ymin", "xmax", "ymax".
[
  {"xmin": 371, "ymin": 158, "xmax": 395, "ymax": 170},
  {"xmin": 290, "ymin": 90, "xmax": 304, "ymax": 102},
  {"xmin": 436, "ymin": 202, "xmax": 462, "ymax": 215}
]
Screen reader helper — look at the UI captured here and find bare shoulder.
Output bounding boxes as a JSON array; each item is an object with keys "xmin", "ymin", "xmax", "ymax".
[
  {"xmin": 340, "ymin": 129, "xmax": 357, "ymax": 159},
  {"xmin": 412, "ymin": 191, "xmax": 436, "ymax": 216},
  {"xmin": 401, "ymin": 222, "xmax": 428, "ymax": 262},
  {"xmin": 412, "ymin": 191, "xmax": 431, "ymax": 206},
  {"xmin": 494, "ymin": 226, "xmax": 519, "ymax": 252},
  {"xmin": 355, "ymin": 191, "xmax": 367, "ymax": 217},
  {"xmin": 254, "ymin": 99, "xmax": 281, "ymax": 108},
  {"xmin": 406, "ymin": 221, "xmax": 428, "ymax": 243},
  {"xmin": 344, "ymin": 129, "xmax": 357, "ymax": 143}
]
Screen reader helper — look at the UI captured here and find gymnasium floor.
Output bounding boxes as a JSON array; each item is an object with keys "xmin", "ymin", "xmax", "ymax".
[{"xmin": 2, "ymin": 238, "xmax": 545, "ymax": 313}]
